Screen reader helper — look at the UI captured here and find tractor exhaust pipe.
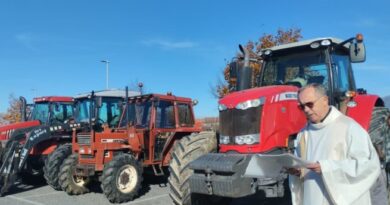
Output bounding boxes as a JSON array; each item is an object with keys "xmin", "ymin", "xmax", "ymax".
[
  {"xmin": 237, "ymin": 45, "xmax": 252, "ymax": 91},
  {"xmin": 125, "ymin": 86, "xmax": 129, "ymax": 125},
  {"xmin": 19, "ymin": 96, "xmax": 27, "ymax": 122}
]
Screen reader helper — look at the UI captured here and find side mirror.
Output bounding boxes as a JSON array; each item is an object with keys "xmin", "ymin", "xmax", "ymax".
[{"xmin": 350, "ymin": 41, "xmax": 366, "ymax": 63}]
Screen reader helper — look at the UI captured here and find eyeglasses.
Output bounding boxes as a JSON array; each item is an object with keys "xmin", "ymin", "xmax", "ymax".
[{"xmin": 298, "ymin": 96, "xmax": 323, "ymax": 110}]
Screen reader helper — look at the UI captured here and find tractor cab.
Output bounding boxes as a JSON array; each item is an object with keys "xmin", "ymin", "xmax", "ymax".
[
  {"xmin": 0, "ymin": 96, "xmax": 74, "ymax": 142},
  {"xmin": 258, "ymin": 34, "xmax": 366, "ymax": 110},
  {"xmin": 73, "ymin": 89, "xmax": 139, "ymax": 130},
  {"xmin": 29, "ymin": 96, "xmax": 74, "ymax": 125}
]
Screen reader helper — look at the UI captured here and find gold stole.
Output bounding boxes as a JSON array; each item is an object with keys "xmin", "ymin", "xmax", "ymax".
[{"xmin": 299, "ymin": 130, "xmax": 307, "ymax": 178}]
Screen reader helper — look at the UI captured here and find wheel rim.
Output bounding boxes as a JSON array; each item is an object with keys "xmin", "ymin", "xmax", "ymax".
[
  {"xmin": 117, "ymin": 165, "xmax": 138, "ymax": 193},
  {"xmin": 73, "ymin": 175, "xmax": 86, "ymax": 187}
]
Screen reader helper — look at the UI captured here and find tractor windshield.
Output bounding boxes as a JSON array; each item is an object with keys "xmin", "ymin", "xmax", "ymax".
[
  {"xmin": 123, "ymin": 100, "xmax": 152, "ymax": 128},
  {"xmin": 260, "ymin": 49, "xmax": 329, "ymax": 89},
  {"xmin": 75, "ymin": 97, "xmax": 122, "ymax": 127},
  {"xmin": 30, "ymin": 103, "xmax": 50, "ymax": 124},
  {"xmin": 50, "ymin": 103, "xmax": 73, "ymax": 123},
  {"xmin": 75, "ymin": 99, "xmax": 91, "ymax": 123}
]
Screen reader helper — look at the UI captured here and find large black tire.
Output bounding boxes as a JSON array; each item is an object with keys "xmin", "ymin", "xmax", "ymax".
[
  {"xmin": 101, "ymin": 153, "xmax": 143, "ymax": 203},
  {"xmin": 58, "ymin": 154, "xmax": 90, "ymax": 195},
  {"xmin": 368, "ymin": 107, "xmax": 390, "ymax": 205},
  {"xmin": 369, "ymin": 107, "xmax": 390, "ymax": 159},
  {"xmin": 0, "ymin": 143, "xmax": 3, "ymax": 163},
  {"xmin": 44, "ymin": 143, "xmax": 72, "ymax": 190},
  {"xmin": 169, "ymin": 131, "xmax": 229, "ymax": 205}
]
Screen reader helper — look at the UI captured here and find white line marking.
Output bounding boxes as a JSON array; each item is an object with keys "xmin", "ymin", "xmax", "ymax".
[
  {"xmin": 7, "ymin": 195, "xmax": 46, "ymax": 205},
  {"xmin": 127, "ymin": 194, "xmax": 170, "ymax": 204}
]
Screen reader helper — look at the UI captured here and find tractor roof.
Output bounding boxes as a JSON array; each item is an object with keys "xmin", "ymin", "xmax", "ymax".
[
  {"xmin": 262, "ymin": 37, "xmax": 349, "ymax": 53},
  {"xmin": 74, "ymin": 89, "xmax": 140, "ymax": 99},
  {"xmin": 128, "ymin": 93, "xmax": 193, "ymax": 103},
  {"xmin": 33, "ymin": 96, "xmax": 73, "ymax": 103}
]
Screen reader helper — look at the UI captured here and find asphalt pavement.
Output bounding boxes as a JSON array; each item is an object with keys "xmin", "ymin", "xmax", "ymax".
[{"xmin": 0, "ymin": 176, "xmax": 291, "ymax": 205}]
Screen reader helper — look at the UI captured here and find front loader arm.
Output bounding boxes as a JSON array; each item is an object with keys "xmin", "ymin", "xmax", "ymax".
[{"xmin": 0, "ymin": 122, "xmax": 86, "ymax": 196}]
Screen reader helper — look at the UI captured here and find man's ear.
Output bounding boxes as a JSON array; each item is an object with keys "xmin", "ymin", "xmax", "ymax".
[{"xmin": 324, "ymin": 96, "xmax": 329, "ymax": 105}]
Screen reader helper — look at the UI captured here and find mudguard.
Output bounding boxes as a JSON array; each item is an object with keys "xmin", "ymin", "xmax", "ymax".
[{"xmin": 347, "ymin": 94, "xmax": 380, "ymax": 131}]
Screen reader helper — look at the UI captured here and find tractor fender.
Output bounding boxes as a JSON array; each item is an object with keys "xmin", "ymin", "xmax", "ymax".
[{"xmin": 347, "ymin": 94, "xmax": 383, "ymax": 131}]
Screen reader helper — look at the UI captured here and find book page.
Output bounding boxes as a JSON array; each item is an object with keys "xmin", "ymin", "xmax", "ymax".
[{"xmin": 243, "ymin": 153, "xmax": 313, "ymax": 178}]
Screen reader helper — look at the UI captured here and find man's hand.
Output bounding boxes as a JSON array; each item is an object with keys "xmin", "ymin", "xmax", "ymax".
[
  {"xmin": 286, "ymin": 168, "xmax": 301, "ymax": 176},
  {"xmin": 307, "ymin": 162, "xmax": 321, "ymax": 174}
]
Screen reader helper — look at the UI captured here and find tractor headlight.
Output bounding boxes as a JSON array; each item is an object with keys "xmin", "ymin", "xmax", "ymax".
[
  {"xmin": 310, "ymin": 39, "xmax": 332, "ymax": 49},
  {"xmin": 219, "ymin": 135, "xmax": 230, "ymax": 144},
  {"xmin": 234, "ymin": 133, "xmax": 260, "ymax": 145},
  {"xmin": 235, "ymin": 97, "xmax": 265, "ymax": 110},
  {"xmin": 218, "ymin": 104, "xmax": 227, "ymax": 111}
]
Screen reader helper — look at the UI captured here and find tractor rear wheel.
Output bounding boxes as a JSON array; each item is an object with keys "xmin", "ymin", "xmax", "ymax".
[
  {"xmin": 168, "ymin": 131, "xmax": 229, "ymax": 205},
  {"xmin": 368, "ymin": 107, "xmax": 390, "ymax": 205},
  {"xmin": 101, "ymin": 153, "xmax": 143, "ymax": 203},
  {"xmin": 44, "ymin": 143, "xmax": 72, "ymax": 190},
  {"xmin": 58, "ymin": 154, "xmax": 90, "ymax": 195}
]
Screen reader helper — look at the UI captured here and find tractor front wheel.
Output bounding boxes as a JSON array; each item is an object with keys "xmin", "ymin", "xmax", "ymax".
[
  {"xmin": 44, "ymin": 143, "xmax": 72, "ymax": 190},
  {"xmin": 58, "ymin": 154, "xmax": 90, "ymax": 195},
  {"xmin": 168, "ymin": 132, "xmax": 229, "ymax": 205},
  {"xmin": 101, "ymin": 153, "xmax": 143, "ymax": 203}
]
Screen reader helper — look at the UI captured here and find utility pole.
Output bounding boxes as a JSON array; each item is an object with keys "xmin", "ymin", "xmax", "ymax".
[{"xmin": 101, "ymin": 60, "xmax": 110, "ymax": 89}]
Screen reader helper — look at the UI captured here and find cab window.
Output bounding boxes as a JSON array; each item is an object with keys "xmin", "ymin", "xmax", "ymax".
[
  {"xmin": 155, "ymin": 101, "xmax": 175, "ymax": 128},
  {"xmin": 178, "ymin": 103, "xmax": 194, "ymax": 126}
]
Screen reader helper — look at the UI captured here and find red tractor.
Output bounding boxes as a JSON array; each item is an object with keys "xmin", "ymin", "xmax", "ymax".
[
  {"xmin": 59, "ymin": 92, "xmax": 207, "ymax": 203},
  {"xmin": 168, "ymin": 34, "xmax": 390, "ymax": 204},
  {"xmin": 0, "ymin": 96, "xmax": 74, "ymax": 164}
]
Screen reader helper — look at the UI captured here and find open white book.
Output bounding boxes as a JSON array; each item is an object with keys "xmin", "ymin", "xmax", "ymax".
[{"xmin": 243, "ymin": 153, "xmax": 313, "ymax": 178}]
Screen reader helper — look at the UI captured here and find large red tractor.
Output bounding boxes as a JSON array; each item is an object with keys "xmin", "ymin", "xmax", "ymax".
[
  {"xmin": 168, "ymin": 34, "xmax": 390, "ymax": 204},
  {"xmin": 59, "ymin": 92, "xmax": 207, "ymax": 203}
]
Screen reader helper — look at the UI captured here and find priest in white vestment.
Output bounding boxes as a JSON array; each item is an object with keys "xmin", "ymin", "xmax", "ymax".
[{"xmin": 289, "ymin": 84, "xmax": 381, "ymax": 205}]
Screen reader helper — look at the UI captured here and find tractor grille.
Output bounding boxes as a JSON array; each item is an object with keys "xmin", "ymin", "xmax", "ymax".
[
  {"xmin": 77, "ymin": 135, "xmax": 91, "ymax": 145},
  {"xmin": 80, "ymin": 154, "xmax": 94, "ymax": 159},
  {"xmin": 219, "ymin": 106, "xmax": 262, "ymax": 137}
]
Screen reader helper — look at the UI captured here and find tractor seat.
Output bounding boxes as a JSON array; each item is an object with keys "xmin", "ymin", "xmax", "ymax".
[{"xmin": 286, "ymin": 77, "xmax": 307, "ymax": 88}]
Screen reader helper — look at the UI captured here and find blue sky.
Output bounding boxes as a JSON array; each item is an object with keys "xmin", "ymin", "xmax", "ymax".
[{"xmin": 0, "ymin": 0, "xmax": 389, "ymax": 117}]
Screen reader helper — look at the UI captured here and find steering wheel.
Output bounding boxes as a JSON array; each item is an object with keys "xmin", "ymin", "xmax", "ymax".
[{"xmin": 95, "ymin": 118, "xmax": 105, "ymax": 125}]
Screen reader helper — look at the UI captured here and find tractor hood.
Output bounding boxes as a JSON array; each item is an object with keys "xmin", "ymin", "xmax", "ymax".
[
  {"xmin": 0, "ymin": 120, "xmax": 41, "ymax": 140},
  {"xmin": 219, "ymin": 85, "xmax": 299, "ymax": 109}
]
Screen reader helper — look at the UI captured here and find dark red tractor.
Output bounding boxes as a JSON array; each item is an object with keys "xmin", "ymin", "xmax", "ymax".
[{"xmin": 59, "ymin": 92, "xmax": 207, "ymax": 203}]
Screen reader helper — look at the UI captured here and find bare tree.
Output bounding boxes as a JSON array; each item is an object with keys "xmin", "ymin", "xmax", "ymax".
[
  {"xmin": 3, "ymin": 94, "xmax": 22, "ymax": 123},
  {"xmin": 214, "ymin": 28, "xmax": 303, "ymax": 98}
]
